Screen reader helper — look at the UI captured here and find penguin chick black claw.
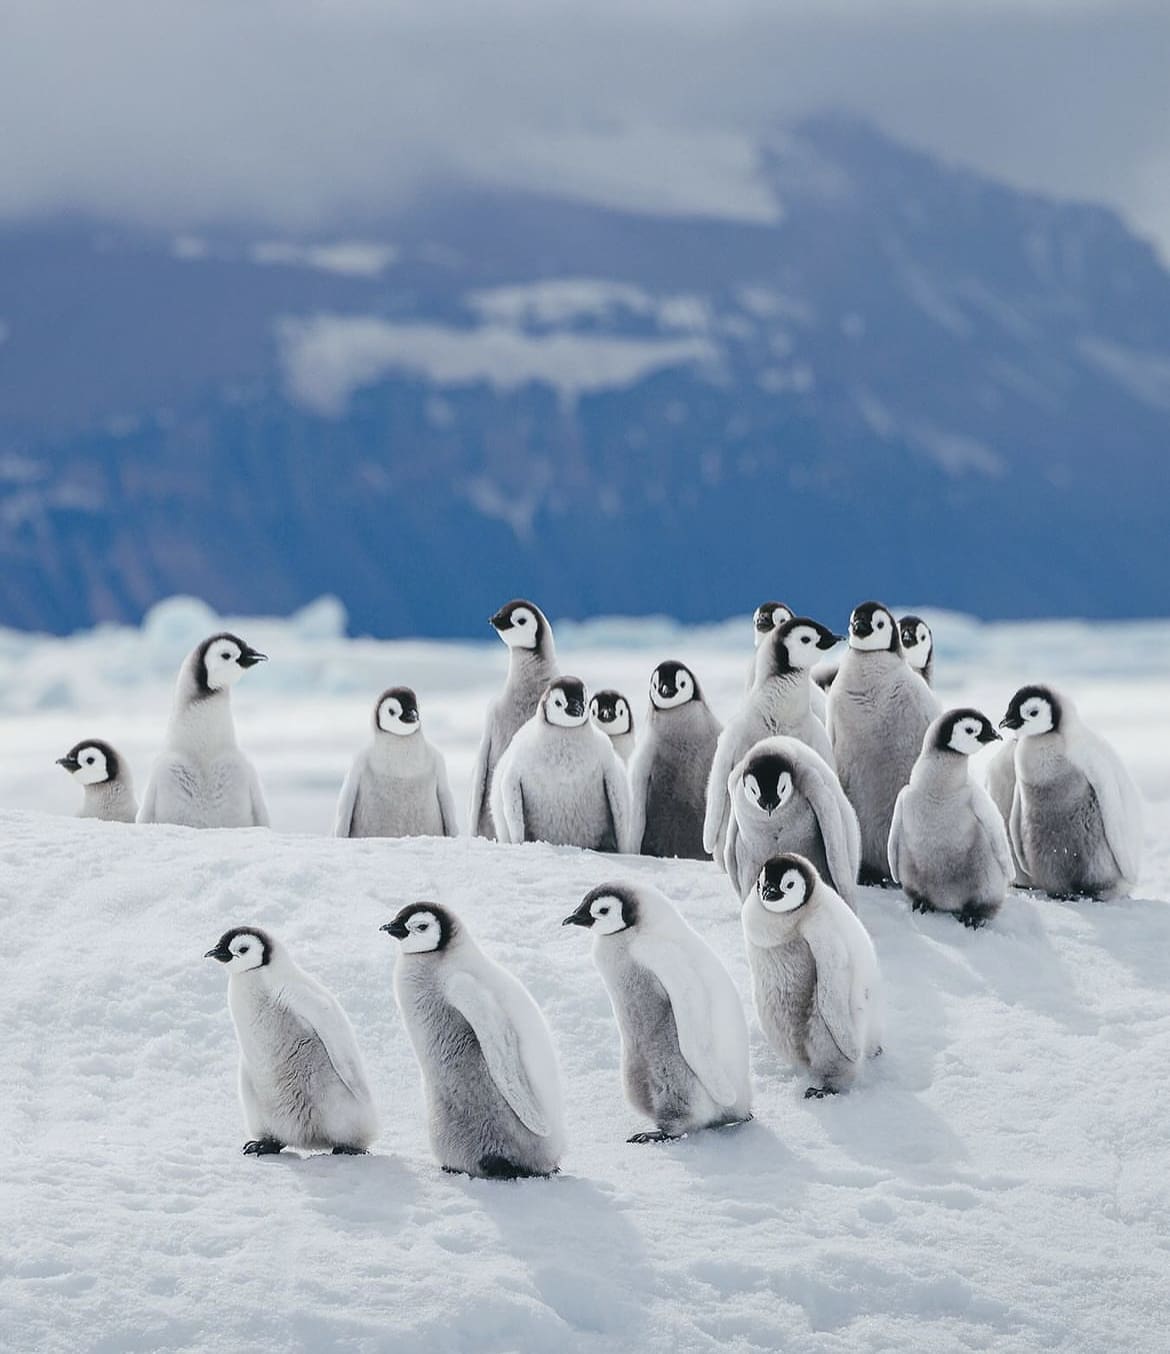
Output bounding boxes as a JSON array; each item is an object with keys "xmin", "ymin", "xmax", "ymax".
[
  {"xmin": 627, "ymin": 1130, "xmax": 684, "ymax": 1144},
  {"xmin": 331, "ymin": 1144, "xmax": 368, "ymax": 1155},
  {"xmin": 803, "ymin": 1086, "xmax": 838, "ymax": 1100},
  {"xmin": 242, "ymin": 1138, "xmax": 284, "ymax": 1155}
]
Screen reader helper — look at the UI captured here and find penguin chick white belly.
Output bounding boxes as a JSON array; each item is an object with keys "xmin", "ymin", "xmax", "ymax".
[
  {"xmin": 396, "ymin": 968, "xmax": 561, "ymax": 1177},
  {"xmin": 733, "ymin": 794, "xmax": 832, "ymax": 898},
  {"xmin": 234, "ymin": 993, "xmax": 377, "ymax": 1150},
  {"xmin": 350, "ymin": 766, "xmax": 445, "ymax": 838},
  {"xmin": 151, "ymin": 752, "xmax": 258, "ymax": 828},
  {"xmin": 503, "ymin": 738, "xmax": 619, "ymax": 850},
  {"xmin": 1015, "ymin": 758, "xmax": 1115, "ymax": 898},
  {"xmin": 897, "ymin": 790, "xmax": 1008, "ymax": 914}
]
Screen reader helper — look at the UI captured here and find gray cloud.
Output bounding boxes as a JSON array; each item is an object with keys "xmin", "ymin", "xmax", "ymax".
[{"xmin": 4, "ymin": 0, "xmax": 1170, "ymax": 256}]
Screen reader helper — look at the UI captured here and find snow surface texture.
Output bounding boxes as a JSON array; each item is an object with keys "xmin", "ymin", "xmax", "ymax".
[{"xmin": 4, "ymin": 596, "xmax": 1170, "ymax": 1353}]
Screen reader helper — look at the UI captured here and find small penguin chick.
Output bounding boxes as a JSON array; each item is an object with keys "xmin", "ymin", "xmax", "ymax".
[
  {"xmin": 753, "ymin": 601, "xmax": 795, "ymax": 648},
  {"xmin": 206, "ymin": 925, "xmax": 378, "ymax": 1156},
  {"xmin": 898, "ymin": 616, "xmax": 934, "ymax": 685},
  {"xmin": 383, "ymin": 902, "xmax": 565, "ymax": 1179},
  {"xmin": 57, "ymin": 738, "xmax": 138, "ymax": 822},
  {"xmin": 375, "ymin": 686, "xmax": 421, "ymax": 734},
  {"xmin": 590, "ymin": 690, "xmax": 635, "ymax": 763},
  {"xmin": 848, "ymin": 601, "xmax": 900, "ymax": 654}
]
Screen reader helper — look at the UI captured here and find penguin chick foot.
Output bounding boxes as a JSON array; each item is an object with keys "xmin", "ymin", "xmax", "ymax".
[
  {"xmin": 476, "ymin": 1155, "xmax": 552, "ymax": 1180},
  {"xmin": 330, "ymin": 1144, "xmax": 368, "ymax": 1155},
  {"xmin": 627, "ymin": 1130, "xmax": 685, "ymax": 1145},
  {"xmin": 242, "ymin": 1138, "xmax": 284, "ymax": 1156},
  {"xmin": 803, "ymin": 1086, "xmax": 839, "ymax": 1100},
  {"xmin": 958, "ymin": 902, "xmax": 996, "ymax": 929}
]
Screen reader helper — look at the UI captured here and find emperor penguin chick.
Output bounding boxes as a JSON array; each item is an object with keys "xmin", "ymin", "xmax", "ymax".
[
  {"xmin": 746, "ymin": 601, "xmax": 794, "ymax": 690},
  {"xmin": 333, "ymin": 687, "xmax": 457, "ymax": 838},
  {"xmin": 205, "ymin": 927, "xmax": 378, "ymax": 1155},
  {"xmin": 1000, "ymin": 685, "xmax": 1142, "ymax": 900},
  {"xmin": 724, "ymin": 737, "xmax": 861, "ymax": 909},
  {"xmin": 827, "ymin": 602, "xmax": 940, "ymax": 884},
  {"xmin": 383, "ymin": 903, "xmax": 565, "ymax": 1179},
  {"xmin": 491, "ymin": 677, "xmax": 631, "ymax": 851},
  {"xmin": 898, "ymin": 616, "xmax": 935, "ymax": 686},
  {"xmin": 742, "ymin": 855, "xmax": 882, "ymax": 1098},
  {"xmin": 888, "ymin": 709, "xmax": 1011, "ymax": 927},
  {"xmin": 469, "ymin": 600, "xmax": 559, "ymax": 839},
  {"xmin": 589, "ymin": 690, "xmax": 636, "ymax": 764},
  {"xmin": 563, "ymin": 882, "xmax": 752, "ymax": 1142},
  {"xmin": 138, "ymin": 633, "xmax": 270, "ymax": 828},
  {"xmin": 628, "ymin": 661, "xmax": 722, "ymax": 859},
  {"xmin": 705, "ymin": 618, "xmax": 840, "ymax": 864},
  {"xmin": 57, "ymin": 739, "xmax": 138, "ymax": 822}
]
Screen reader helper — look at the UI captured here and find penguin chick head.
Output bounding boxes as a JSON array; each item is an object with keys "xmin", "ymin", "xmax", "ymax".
[
  {"xmin": 757, "ymin": 854, "xmax": 817, "ymax": 913},
  {"xmin": 562, "ymin": 884, "xmax": 638, "ymax": 936},
  {"xmin": 899, "ymin": 616, "xmax": 933, "ymax": 671},
  {"xmin": 935, "ymin": 708, "xmax": 1000, "ymax": 756},
  {"xmin": 590, "ymin": 690, "xmax": 632, "ymax": 737},
  {"xmin": 650, "ymin": 661, "xmax": 699, "ymax": 710},
  {"xmin": 490, "ymin": 599, "xmax": 544, "ymax": 651},
  {"xmin": 1000, "ymin": 685, "xmax": 1060, "ymax": 737},
  {"xmin": 57, "ymin": 739, "xmax": 119, "ymax": 786},
  {"xmin": 543, "ymin": 677, "xmax": 588, "ymax": 727},
  {"xmin": 197, "ymin": 633, "xmax": 267, "ymax": 695},
  {"xmin": 742, "ymin": 750, "xmax": 795, "ymax": 814},
  {"xmin": 381, "ymin": 902, "xmax": 456, "ymax": 954},
  {"xmin": 769, "ymin": 618, "xmax": 842, "ymax": 674},
  {"xmin": 375, "ymin": 686, "xmax": 421, "ymax": 736},
  {"xmin": 848, "ymin": 602, "xmax": 899, "ymax": 654},
  {"xmin": 204, "ymin": 926, "xmax": 273, "ymax": 972},
  {"xmin": 753, "ymin": 601, "xmax": 794, "ymax": 646}
]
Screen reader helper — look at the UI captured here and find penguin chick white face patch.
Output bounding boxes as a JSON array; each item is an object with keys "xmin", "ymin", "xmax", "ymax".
[
  {"xmin": 497, "ymin": 606, "xmax": 539, "ymax": 650},
  {"xmin": 947, "ymin": 716, "xmax": 992, "ymax": 756},
  {"xmin": 399, "ymin": 910, "xmax": 443, "ymax": 954},
  {"xmin": 781, "ymin": 624, "xmax": 832, "ymax": 669},
  {"xmin": 849, "ymin": 606, "xmax": 895, "ymax": 652},
  {"xmin": 203, "ymin": 640, "xmax": 248, "ymax": 691},
  {"xmin": 205, "ymin": 929, "xmax": 270, "ymax": 972},
  {"xmin": 650, "ymin": 666, "xmax": 694, "ymax": 710},
  {"xmin": 758, "ymin": 866, "xmax": 809, "ymax": 913},
  {"xmin": 587, "ymin": 894, "xmax": 629, "ymax": 935},
  {"xmin": 70, "ymin": 745, "xmax": 110, "ymax": 785},
  {"xmin": 546, "ymin": 683, "xmax": 588, "ymax": 728},
  {"xmin": 1014, "ymin": 696, "xmax": 1054, "ymax": 736},
  {"xmin": 377, "ymin": 693, "xmax": 421, "ymax": 736}
]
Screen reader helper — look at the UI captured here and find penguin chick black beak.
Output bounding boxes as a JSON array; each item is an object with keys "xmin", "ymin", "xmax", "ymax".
[
  {"xmin": 979, "ymin": 727, "xmax": 1002, "ymax": 744},
  {"xmin": 238, "ymin": 648, "xmax": 267, "ymax": 668},
  {"xmin": 850, "ymin": 617, "xmax": 872, "ymax": 638},
  {"xmin": 381, "ymin": 920, "xmax": 409, "ymax": 940},
  {"xmin": 759, "ymin": 881, "xmax": 783, "ymax": 903},
  {"xmin": 204, "ymin": 944, "xmax": 233, "ymax": 962},
  {"xmin": 56, "ymin": 755, "xmax": 80, "ymax": 772},
  {"xmin": 400, "ymin": 708, "xmax": 420, "ymax": 724},
  {"xmin": 565, "ymin": 702, "xmax": 586, "ymax": 718},
  {"xmin": 757, "ymin": 793, "xmax": 780, "ymax": 814},
  {"xmin": 489, "ymin": 610, "xmax": 508, "ymax": 631},
  {"xmin": 561, "ymin": 903, "xmax": 593, "ymax": 928},
  {"xmin": 999, "ymin": 714, "xmax": 1023, "ymax": 731}
]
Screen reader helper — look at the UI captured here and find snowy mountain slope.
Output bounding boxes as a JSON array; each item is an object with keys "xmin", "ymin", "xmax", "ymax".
[
  {"xmin": 2, "ymin": 116, "xmax": 1169, "ymax": 634},
  {"xmin": 3, "ymin": 603, "xmax": 1169, "ymax": 1352}
]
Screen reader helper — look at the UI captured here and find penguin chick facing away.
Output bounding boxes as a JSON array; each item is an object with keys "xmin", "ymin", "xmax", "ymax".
[
  {"xmin": 826, "ymin": 602, "xmax": 940, "ymax": 884},
  {"xmin": 628, "ymin": 661, "xmax": 722, "ymax": 860},
  {"xmin": 1000, "ymin": 685, "xmax": 1142, "ymax": 900},
  {"xmin": 491, "ymin": 677, "xmax": 631, "ymax": 851},
  {"xmin": 384, "ymin": 903, "xmax": 565, "ymax": 1179},
  {"xmin": 57, "ymin": 739, "xmax": 138, "ymax": 822},
  {"xmin": 590, "ymin": 689, "xmax": 636, "ymax": 764},
  {"xmin": 469, "ymin": 600, "xmax": 559, "ymax": 839},
  {"xmin": 138, "ymin": 633, "xmax": 270, "ymax": 828},
  {"xmin": 333, "ymin": 687, "xmax": 458, "ymax": 838},
  {"xmin": 563, "ymin": 881, "xmax": 752, "ymax": 1142},
  {"xmin": 205, "ymin": 927, "xmax": 378, "ymax": 1156},
  {"xmin": 888, "ymin": 709, "xmax": 1011, "ymax": 927},
  {"xmin": 742, "ymin": 855, "xmax": 882, "ymax": 1099},
  {"xmin": 724, "ymin": 736, "xmax": 861, "ymax": 910}
]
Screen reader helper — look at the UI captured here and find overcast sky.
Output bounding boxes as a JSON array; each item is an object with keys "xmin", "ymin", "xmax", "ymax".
[{"xmin": 4, "ymin": 0, "xmax": 1170, "ymax": 259}]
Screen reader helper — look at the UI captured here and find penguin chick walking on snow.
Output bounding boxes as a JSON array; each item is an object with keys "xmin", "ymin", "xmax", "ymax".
[
  {"xmin": 705, "ymin": 618, "xmax": 840, "ymax": 864},
  {"xmin": 57, "ymin": 739, "xmax": 138, "ymax": 822},
  {"xmin": 742, "ymin": 854, "xmax": 881, "ymax": 1098},
  {"xmin": 383, "ymin": 903, "xmax": 565, "ymax": 1179},
  {"xmin": 1000, "ymin": 685, "xmax": 1142, "ymax": 899},
  {"xmin": 334, "ymin": 687, "xmax": 457, "ymax": 839},
  {"xmin": 827, "ymin": 602, "xmax": 940, "ymax": 884},
  {"xmin": 469, "ymin": 600, "xmax": 559, "ymax": 839},
  {"xmin": 563, "ymin": 881, "xmax": 752, "ymax": 1141},
  {"xmin": 898, "ymin": 616, "xmax": 935, "ymax": 686},
  {"xmin": 724, "ymin": 736, "xmax": 861, "ymax": 909},
  {"xmin": 590, "ymin": 690, "xmax": 636, "ymax": 764},
  {"xmin": 491, "ymin": 677, "xmax": 631, "ymax": 851},
  {"xmin": 888, "ymin": 709, "xmax": 1011, "ymax": 927},
  {"xmin": 628, "ymin": 661, "xmax": 722, "ymax": 859},
  {"xmin": 138, "ymin": 633, "xmax": 270, "ymax": 828},
  {"xmin": 205, "ymin": 927, "xmax": 378, "ymax": 1155}
]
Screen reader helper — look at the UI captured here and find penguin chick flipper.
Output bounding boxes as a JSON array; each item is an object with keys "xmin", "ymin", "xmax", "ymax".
[
  {"xmin": 330, "ymin": 1144, "xmax": 368, "ymax": 1155},
  {"xmin": 627, "ymin": 1130, "xmax": 685, "ymax": 1144},
  {"xmin": 242, "ymin": 1138, "xmax": 284, "ymax": 1155}
]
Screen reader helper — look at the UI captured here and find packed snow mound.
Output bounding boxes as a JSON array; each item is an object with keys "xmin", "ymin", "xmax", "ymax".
[{"xmin": 4, "ymin": 814, "xmax": 1170, "ymax": 1353}]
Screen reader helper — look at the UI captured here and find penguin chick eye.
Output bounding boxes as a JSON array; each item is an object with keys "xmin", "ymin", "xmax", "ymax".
[
  {"xmin": 220, "ymin": 650, "xmax": 232, "ymax": 661},
  {"xmin": 85, "ymin": 755, "xmax": 95, "ymax": 765},
  {"xmin": 801, "ymin": 635, "xmax": 811, "ymax": 645},
  {"xmin": 875, "ymin": 617, "xmax": 886, "ymax": 628},
  {"xmin": 517, "ymin": 616, "xmax": 528, "ymax": 625}
]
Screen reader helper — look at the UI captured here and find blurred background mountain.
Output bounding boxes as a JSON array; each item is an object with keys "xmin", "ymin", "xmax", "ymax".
[{"xmin": 3, "ymin": 5, "xmax": 1168, "ymax": 636}]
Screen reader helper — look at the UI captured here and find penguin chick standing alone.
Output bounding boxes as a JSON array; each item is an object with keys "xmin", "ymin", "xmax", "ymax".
[
  {"xmin": 827, "ymin": 602, "xmax": 940, "ymax": 884},
  {"xmin": 469, "ymin": 600, "xmax": 559, "ymax": 839},
  {"xmin": 138, "ymin": 633, "xmax": 270, "ymax": 828},
  {"xmin": 205, "ymin": 927, "xmax": 378, "ymax": 1155},
  {"xmin": 724, "ymin": 736, "xmax": 861, "ymax": 909},
  {"xmin": 491, "ymin": 677, "xmax": 631, "ymax": 851},
  {"xmin": 742, "ymin": 854, "xmax": 881, "ymax": 1098},
  {"xmin": 888, "ymin": 709, "xmax": 1011, "ymax": 927},
  {"xmin": 1000, "ymin": 685, "xmax": 1142, "ymax": 899},
  {"xmin": 334, "ymin": 687, "xmax": 457, "ymax": 839},
  {"xmin": 705, "ymin": 618, "xmax": 840, "ymax": 864},
  {"xmin": 383, "ymin": 903, "xmax": 565, "ymax": 1179},
  {"xmin": 628, "ymin": 661, "xmax": 722, "ymax": 859},
  {"xmin": 898, "ymin": 616, "xmax": 935, "ymax": 686},
  {"xmin": 57, "ymin": 739, "xmax": 138, "ymax": 822},
  {"xmin": 589, "ymin": 690, "xmax": 636, "ymax": 764},
  {"xmin": 563, "ymin": 881, "xmax": 752, "ymax": 1141}
]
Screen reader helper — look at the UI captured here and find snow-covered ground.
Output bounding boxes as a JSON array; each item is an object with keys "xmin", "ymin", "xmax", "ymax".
[{"xmin": 4, "ymin": 597, "xmax": 1169, "ymax": 1352}]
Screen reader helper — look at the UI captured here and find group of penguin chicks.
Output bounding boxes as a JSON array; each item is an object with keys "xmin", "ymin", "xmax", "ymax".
[{"xmin": 59, "ymin": 598, "xmax": 1143, "ymax": 1180}]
